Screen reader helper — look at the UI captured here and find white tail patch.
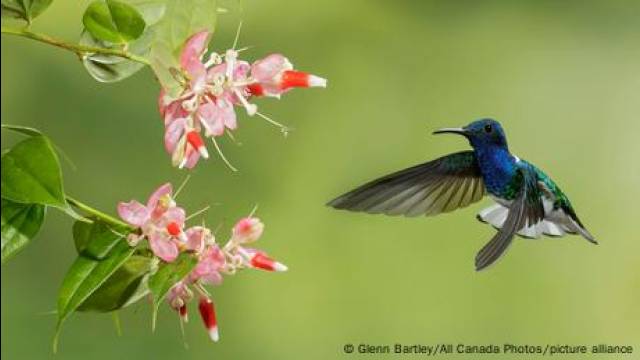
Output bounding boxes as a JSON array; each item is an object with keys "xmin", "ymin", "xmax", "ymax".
[
  {"xmin": 477, "ymin": 204, "xmax": 508, "ymax": 228},
  {"xmin": 477, "ymin": 204, "xmax": 569, "ymax": 239}
]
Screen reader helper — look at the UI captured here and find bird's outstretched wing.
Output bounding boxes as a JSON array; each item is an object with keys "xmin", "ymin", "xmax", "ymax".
[
  {"xmin": 327, "ymin": 151, "xmax": 485, "ymax": 217},
  {"xmin": 475, "ymin": 166, "xmax": 545, "ymax": 271}
]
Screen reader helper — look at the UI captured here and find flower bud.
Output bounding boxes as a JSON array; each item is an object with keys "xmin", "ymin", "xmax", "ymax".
[
  {"xmin": 232, "ymin": 217, "xmax": 264, "ymax": 243},
  {"xmin": 198, "ymin": 297, "xmax": 219, "ymax": 342},
  {"xmin": 249, "ymin": 251, "xmax": 288, "ymax": 272}
]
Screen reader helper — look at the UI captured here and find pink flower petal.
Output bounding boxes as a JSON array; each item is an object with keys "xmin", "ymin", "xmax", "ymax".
[
  {"xmin": 149, "ymin": 232, "xmax": 180, "ymax": 262},
  {"xmin": 183, "ymin": 146, "xmax": 201, "ymax": 169},
  {"xmin": 180, "ymin": 31, "xmax": 209, "ymax": 67},
  {"xmin": 147, "ymin": 183, "xmax": 173, "ymax": 210},
  {"xmin": 185, "ymin": 226, "xmax": 207, "ymax": 252},
  {"xmin": 180, "ymin": 31, "xmax": 210, "ymax": 91},
  {"xmin": 197, "ymin": 101, "xmax": 237, "ymax": 137},
  {"xmin": 201, "ymin": 272, "xmax": 223, "ymax": 286},
  {"xmin": 234, "ymin": 61, "xmax": 251, "ymax": 79},
  {"xmin": 162, "ymin": 99, "xmax": 190, "ymax": 126},
  {"xmin": 186, "ymin": 59, "xmax": 207, "ymax": 92},
  {"xmin": 158, "ymin": 89, "xmax": 169, "ymax": 117},
  {"xmin": 223, "ymin": 105, "xmax": 238, "ymax": 130},
  {"xmin": 232, "ymin": 217, "xmax": 264, "ymax": 243},
  {"xmin": 251, "ymin": 54, "xmax": 291, "ymax": 82},
  {"xmin": 191, "ymin": 245, "xmax": 225, "ymax": 285},
  {"xmin": 117, "ymin": 200, "xmax": 150, "ymax": 227},
  {"xmin": 161, "ymin": 206, "xmax": 186, "ymax": 227},
  {"xmin": 164, "ymin": 118, "xmax": 187, "ymax": 154},
  {"xmin": 167, "ymin": 281, "xmax": 191, "ymax": 309}
]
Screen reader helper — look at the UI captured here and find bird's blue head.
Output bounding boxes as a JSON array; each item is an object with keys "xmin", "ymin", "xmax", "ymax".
[{"xmin": 433, "ymin": 118, "xmax": 508, "ymax": 150}]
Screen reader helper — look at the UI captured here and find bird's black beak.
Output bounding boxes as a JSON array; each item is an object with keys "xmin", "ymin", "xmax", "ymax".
[{"xmin": 432, "ymin": 127, "xmax": 468, "ymax": 137}]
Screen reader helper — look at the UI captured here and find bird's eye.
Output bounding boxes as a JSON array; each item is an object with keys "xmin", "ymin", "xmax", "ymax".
[{"xmin": 484, "ymin": 124, "xmax": 493, "ymax": 133}]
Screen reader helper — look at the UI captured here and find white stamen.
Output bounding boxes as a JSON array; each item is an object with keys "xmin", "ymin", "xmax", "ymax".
[
  {"xmin": 211, "ymin": 136, "xmax": 238, "ymax": 172},
  {"xmin": 232, "ymin": 21, "xmax": 243, "ymax": 50},
  {"xmin": 174, "ymin": 175, "xmax": 191, "ymax": 199},
  {"xmin": 248, "ymin": 204, "xmax": 259, "ymax": 217},
  {"xmin": 226, "ymin": 130, "xmax": 241, "ymax": 145},
  {"xmin": 186, "ymin": 205, "xmax": 211, "ymax": 222},
  {"xmin": 234, "ymin": 88, "xmax": 257, "ymax": 115},
  {"xmin": 232, "ymin": 78, "xmax": 259, "ymax": 87},
  {"xmin": 204, "ymin": 52, "xmax": 223, "ymax": 68},
  {"xmin": 255, "ymin": 111, "xmax": 291, "ymax": 136},
  {"xmin": 198, "ymin": 116, "xmax": 215, "ymax": 137},
  {"xmin": 225, "ymin": 49, "xmax": 237, "ymax": 80}
]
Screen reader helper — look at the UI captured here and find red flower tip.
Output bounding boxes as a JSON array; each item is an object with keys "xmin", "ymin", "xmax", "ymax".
[
  {"xmin": 198, "ymin": 297, "xmax": 219, "ymax": 342},
  {"xmin": 250, "ymin": 252, "xmax": 288, "ymax": 272},
  {"xmin": 280, "ymin": 70, "xmax": 327, "ymax": 90},
  {"xmin": 179, "ymin": 304, "xmax": 188, "ymax": 322},
  {"xmin": 186, "ymin": 130, "xmax": 209, "ymax": 159}
]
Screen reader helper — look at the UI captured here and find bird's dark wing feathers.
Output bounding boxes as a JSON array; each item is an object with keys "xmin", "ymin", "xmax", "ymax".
[
  {"xmin": 327, "ymin": 151, "xmax": 485, "ymax": 217},
  {"xmin": 475, "ymin": 167, "xmax": 545, "ymax": 271}
]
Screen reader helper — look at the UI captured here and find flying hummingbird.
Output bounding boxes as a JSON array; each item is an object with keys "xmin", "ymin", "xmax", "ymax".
[{"xmin": 328, "ymin": 118, "xmax": 596, "ymax": 271}]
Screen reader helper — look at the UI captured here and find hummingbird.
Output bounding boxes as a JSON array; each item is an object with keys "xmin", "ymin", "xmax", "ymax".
[{"xmin": 328, "ymin": 118, "xmax": 596, "ymax": 271}]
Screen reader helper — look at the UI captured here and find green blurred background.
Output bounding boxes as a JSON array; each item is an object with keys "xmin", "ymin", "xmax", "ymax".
[{"xmin": 2, "ymin": 1, "xmax": 639, "ymax": 359}]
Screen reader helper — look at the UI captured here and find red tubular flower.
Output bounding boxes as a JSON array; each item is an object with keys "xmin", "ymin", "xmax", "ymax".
[
  {"xmin": 280, "ymin": 70, "xmax": 325, "ymax": 90},
  {"xmin": 250, "ymin": 53, "xmax": 326, "ymax": 98},
  {"xmin": 198, "ymin": 297, "xmax": 219, "ymax": 342},
  {"xmin": 249, "ymin": 251, "xmax": 288, "ymax": 272}
]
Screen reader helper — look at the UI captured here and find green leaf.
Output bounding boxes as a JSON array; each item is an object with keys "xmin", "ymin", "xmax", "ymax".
[
  {"xmin": 73, "ymin": 217, "xmax": 130, "ymax": 259},
  {"xmin": 81, "ymin": 2, "xmax": 165, "ymax": 82},
  {"xmin": 150, "ymin": 0, "xmax": 217, "ymax": 96},
  {"xmin": 1, "ymin": 0, "xmax": 53, "ymax": 22},
  {"xmin": 55, "ymin": 241, "xmax": 134, "ymax": 351},
  {"xmin": 148, "ymin": 252, "xmax": 197, "ymax": 329},
  {"xmin": 83, "ymin": 0, "xmax": 146, "ymax": 44},
  {"xmin": 1, "ymin": 198, "xmax": 45, "ymax": 264},
  {"xmin": 1, "ymin": 124, "xmax": 42, "ymax": 137},
  {"xmin": 1, "ymin": 135, "xmax": 66, "ymax": 208},
  {"xmin": 78, "ymin": 255, "xmax": 153, "ymax": 312}
]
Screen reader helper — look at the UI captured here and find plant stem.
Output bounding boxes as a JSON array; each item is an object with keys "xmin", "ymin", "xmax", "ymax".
[
  {"xmin": 66, "ymin": 196, "xmax": 133, "ymax": 229},
  {"xmin": 1, "ymin": 26, "xmax": 150, "ymax": 65}
]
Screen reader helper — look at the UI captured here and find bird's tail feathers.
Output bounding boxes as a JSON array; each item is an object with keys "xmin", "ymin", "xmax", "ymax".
[{"xmin": 563, "ymin": 219, "xmax": 597, "ymax": 244}]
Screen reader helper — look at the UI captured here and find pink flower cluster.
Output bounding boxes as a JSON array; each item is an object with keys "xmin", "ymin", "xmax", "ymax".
[
  {"xmin": 118, "ymin": 183, "xmax": 287, "ymax": 342},
  {"xmin": 158, "ymin": 30, "xmax": 326, "ymax": 170}
]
